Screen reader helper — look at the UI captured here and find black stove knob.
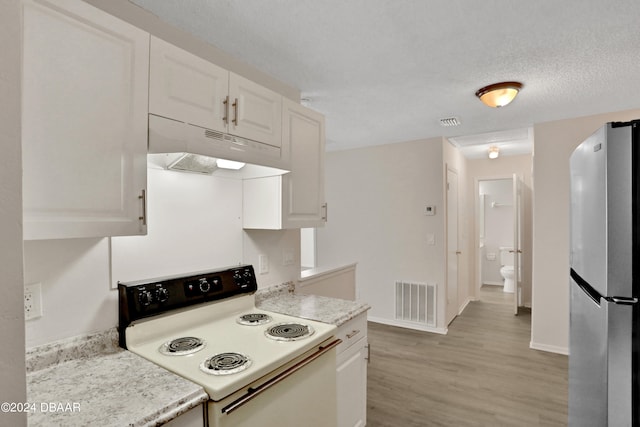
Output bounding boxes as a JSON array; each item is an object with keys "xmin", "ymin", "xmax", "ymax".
[
  {"xmin": 155, "ymin": 287, "xmax": 169, "ymax": 303},
  {"xmin": 138, "ymin": 290, "xmax": 153, "ymax": 307},
  {"xmin": 198, "ymin": 278, "xmax": 211, "ymax": 293}
]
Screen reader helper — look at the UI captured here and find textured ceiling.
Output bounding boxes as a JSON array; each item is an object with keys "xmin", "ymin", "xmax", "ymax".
[{"xmin": 131, "ymin": 0, "xmax": 640, "ymax": 157}]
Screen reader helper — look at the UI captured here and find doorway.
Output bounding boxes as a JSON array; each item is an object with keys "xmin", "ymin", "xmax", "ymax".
[{"xmin": 476, "ymin": 175, "xmax": 522, "ymax": 314}]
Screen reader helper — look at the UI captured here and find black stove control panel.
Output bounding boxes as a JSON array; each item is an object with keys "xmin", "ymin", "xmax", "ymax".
[{"xmin": 118, "ymin": 265, "xmax": 257, "ymax": 347}]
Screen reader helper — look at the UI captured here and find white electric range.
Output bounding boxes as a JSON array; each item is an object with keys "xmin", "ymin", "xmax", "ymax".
[{"xmin": 119, "ymin": 265, "xmax": 339, "ymax": 427}]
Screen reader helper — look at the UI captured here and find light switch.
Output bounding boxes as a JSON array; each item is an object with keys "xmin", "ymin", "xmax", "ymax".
[
  {"xmin": 427, "ymin": 234, "xmax": 435, "ymax": 245},
  {"xmin": 282, "ymin": 248, "xmax": 295, "ymax": 266},
  {"xmin": 259, "ymin": 254, "xmax": 269, "ymax": 274}
]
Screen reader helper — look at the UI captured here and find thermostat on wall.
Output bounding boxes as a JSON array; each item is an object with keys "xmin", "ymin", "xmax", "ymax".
[{"xmin": 425, "ymin": 205, "xmax": 436, "ymax": 216}]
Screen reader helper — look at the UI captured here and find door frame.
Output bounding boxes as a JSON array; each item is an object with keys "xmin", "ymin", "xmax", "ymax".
[
  {"xmin": 445, "ymin": 166, "xmax": 460, "ymax": 325},
  {"xmin": 474, "ymin": 175, "xmax": 520, "ymax": 311}
]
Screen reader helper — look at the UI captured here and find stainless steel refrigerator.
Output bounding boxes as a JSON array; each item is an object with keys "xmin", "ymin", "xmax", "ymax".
[{"xmin": 569, "ymin": 120, "xmax": 639, "ymax": 426}]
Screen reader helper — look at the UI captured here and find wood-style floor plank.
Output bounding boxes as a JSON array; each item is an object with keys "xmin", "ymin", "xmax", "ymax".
[{"xmin": 366, "ymin": 286, "xmax": 568, "ymax": 427}]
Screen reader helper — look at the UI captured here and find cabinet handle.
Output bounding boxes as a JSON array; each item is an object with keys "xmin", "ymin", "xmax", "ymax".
[
  {"xmin": 366, "ymin": 343, "xmax": 371, "ymax": 364},
  {"xmin": 322, "ymin": 203, "xmax": 328, "ymax": 221},
  {"xmin": 232, "ymin": 98, "xmax": 239, "ymax": 125},
  {"xmin": 223, "ymin": 96, "xmax": 229, "ymax": 124},
  {"xmin": 346, "ymin": 329, "xmax": 360, "ymax": 339},
  {"xmin": 138, "ymin": 190, "xmax": 147, "ymax": 226}
]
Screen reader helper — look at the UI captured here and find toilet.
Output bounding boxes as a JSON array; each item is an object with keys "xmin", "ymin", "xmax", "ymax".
[{"xmin": 499, "ymin": 247, "xmax": 515, "ymax": 293}]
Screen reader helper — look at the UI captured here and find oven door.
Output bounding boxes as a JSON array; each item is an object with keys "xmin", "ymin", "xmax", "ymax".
[{"xmin": 209, "ymin": 338, "xmax": 340, "ymax": 427}]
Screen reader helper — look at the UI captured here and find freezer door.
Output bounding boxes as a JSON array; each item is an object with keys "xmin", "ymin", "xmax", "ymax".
[
  {"xmin": 569, "ymin": 275, "xmax": 608, "ymax": 427},
  {"xmin": 569, "ymin": 271, "xmax": 634, "ymax": 427}
]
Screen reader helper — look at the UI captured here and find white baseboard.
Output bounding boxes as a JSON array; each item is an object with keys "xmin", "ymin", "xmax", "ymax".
[
  {"xmin": 482, "ymin": 281, "xmax": 503, "ymax": 286},
  {"xmin": 529, "ymin": 341, "xmax": 569, "ymax": 355},
  {"xmin": 458, "ymin": 298, "xmax": 471, "ymax": 315},
  {"xmin": 368, "ymin": 316, "xmax": 448, "ymax": 335}
]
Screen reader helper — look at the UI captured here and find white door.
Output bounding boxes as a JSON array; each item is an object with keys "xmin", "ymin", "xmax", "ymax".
[
  {"xmin": 22, "ymin": 0, "xmax": 149, "ymax": 239},
  {"xmin": 149, "ymin": 36, "xmax": 228, "ymax": 132},
  {"xmin": 446, "ymin": 168, "xmax": 459, "ymax": 325},
  {"xmin": 512, "ymin": 174, "xmax": 523, "ymax": 315},
  {"xmin": 336, "ymin": 339, "xmax": 367, "ymax": 427},
  {"xmin": 281, "ymin": 98, "xmax": 326, "ymax": 228},
  {"xmin": 228, "ymin": 72, "xmax": 282, "ymax": 147}
]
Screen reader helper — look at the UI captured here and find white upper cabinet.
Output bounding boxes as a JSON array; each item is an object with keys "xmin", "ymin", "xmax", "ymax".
[
  {"xmin": 243, "ymin": 99, "xmax": 326, "ymax": 229},
  {"xmin": 22, "ymin": 0, "xmax": 149, "ymax": 240},
  {"xmin": 149, "ymin": 36, "xmax": 228, "ymax": 132},
  {"xmin": 281, "ymin": 98, "xmax": 326, "ymax": 228},
  {"xmin": 228, "ymin": 73, "xmax": 282, "ymax": 148},
  {"xmin": 149, "ymin": 37, "xmax": 282, "ymax": 148}
]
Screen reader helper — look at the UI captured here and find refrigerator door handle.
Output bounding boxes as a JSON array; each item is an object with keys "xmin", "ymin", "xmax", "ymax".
[
  {"xmin": 570, "ymin": 268, "xmax": 603, "ymax": 305},
  {"xmin": 606, "ymin": 296, "xmax": 639, "ymax": 305}
]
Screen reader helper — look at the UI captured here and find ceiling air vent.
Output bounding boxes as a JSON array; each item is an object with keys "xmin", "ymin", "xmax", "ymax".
[{"xmin": 439, "ymin": 117, "xmax": 461, "ymax": 127}]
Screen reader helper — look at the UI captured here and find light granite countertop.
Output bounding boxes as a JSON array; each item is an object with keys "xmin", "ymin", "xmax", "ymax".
[
  {"xmin": 255, "ymin": 282, "xmax": 370, "ymax": 326},
  {"xmin": 26, "ymin": 328, "xmax": 208, "ymax": 427}
]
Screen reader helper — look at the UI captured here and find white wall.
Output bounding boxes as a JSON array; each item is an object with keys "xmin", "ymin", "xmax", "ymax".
[
  {"xmin": 110, "ymin": 168, "xmax": 243, "ymax": 287},
  {"xmin": 316, "ymin": 137, "xmax": 451, "ymax": 331},
  {"xmin": 0, "ymin": 0, "xmax": 27, "ymax": 423},
  {"xmin": 531, "ymin": 108, "xmax": 640, "ymax": 354},
  {"xmin": 243, "ymin": 229, "xmax": 302, "ymax": 287}
]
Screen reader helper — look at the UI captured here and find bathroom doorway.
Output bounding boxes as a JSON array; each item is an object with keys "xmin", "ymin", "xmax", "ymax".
[{"xmin": 476, "ymin": 175, "xmax": 523, "ymax": 314}]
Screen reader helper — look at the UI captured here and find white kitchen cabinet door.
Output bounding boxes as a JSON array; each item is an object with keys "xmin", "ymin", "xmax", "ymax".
[
  {"xmin": 337, "ymin": 337, "xmax": 368, "ymax": 427},
  {"xmin": 228, "ymin": 72, "xmax": 282, "ymax": 148},
  {"xmin": 281, "ymin": 99, "xmax": 326, "ymax": 228},
  {"xmin": 22, "ymin": 0, "xmax": 149, "ymax": 240},
  {"xmin": 149, "ymin": 36, "xmax": 228, "ymax": 132},
  {"xmin": 242, "ymin": 100, "xmax": 326, "ymax": 230}
]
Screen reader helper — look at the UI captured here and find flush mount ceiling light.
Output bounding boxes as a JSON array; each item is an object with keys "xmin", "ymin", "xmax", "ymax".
[
  {"xmin": 475, "ymin": 81, "xmax": 523, "ymax": 108},
  {"xmin": 488, "ymin": 146, "xmax": 500, "ymax": 159}
]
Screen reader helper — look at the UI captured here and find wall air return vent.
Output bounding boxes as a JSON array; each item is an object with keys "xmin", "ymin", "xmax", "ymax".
[{"xmin": 395, "ymin": 281, "xmax": 436, "ymax": 327}]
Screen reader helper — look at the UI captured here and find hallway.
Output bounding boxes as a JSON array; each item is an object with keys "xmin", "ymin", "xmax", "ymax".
[{"xmin": 366, "ymin": 286, "xmax": 568, "ymax": 426}]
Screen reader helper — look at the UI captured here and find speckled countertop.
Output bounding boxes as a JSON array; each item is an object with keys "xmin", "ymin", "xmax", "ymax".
[
  {"xmin": 255, "ymin": 282, "xmax": 370, "ymax": 326},
  {"xmin": 26, "ymin": 328, "xmax": 208, "ymax": 427}
]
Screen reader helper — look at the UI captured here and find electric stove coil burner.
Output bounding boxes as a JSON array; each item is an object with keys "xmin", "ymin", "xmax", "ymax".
[
  {"xmin": 200, "ymin": 352, "xmax": 252, "ymax": 376},
  {"xmin": 159, "ymin": 337, "xmax": 205, "ymax": 356},
  {"xmin": 237, "ymin": 313, "xmax": 273, "ymax": 326},
  {"xmin": 265, "ymin": 322, "xmax": 315, "ymax": 341}
]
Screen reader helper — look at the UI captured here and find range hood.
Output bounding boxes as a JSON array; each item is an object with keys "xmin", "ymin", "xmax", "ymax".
[{"xmin": 148, "ymin": 114, "xmax": 288, "ymax": 177}]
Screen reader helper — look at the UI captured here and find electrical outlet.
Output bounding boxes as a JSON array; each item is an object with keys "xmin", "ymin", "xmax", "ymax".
[{"xmin": 24, "ymin": 283, "xmax": 43, "ymax": 320}]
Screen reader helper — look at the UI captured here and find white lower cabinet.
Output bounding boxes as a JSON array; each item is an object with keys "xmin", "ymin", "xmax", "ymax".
[
  {"xmin": 336, "ymin": 314, "xmax": 368, "ymax": 427},
  {"xmin": 22, "ymin": 0, "xmax": 149, "ymax": 240}
]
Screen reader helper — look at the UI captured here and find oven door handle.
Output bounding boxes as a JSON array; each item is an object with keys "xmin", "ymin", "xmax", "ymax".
[{"xmin": 221, "ymin": 338, "xmax": 342, "ymax": 415}]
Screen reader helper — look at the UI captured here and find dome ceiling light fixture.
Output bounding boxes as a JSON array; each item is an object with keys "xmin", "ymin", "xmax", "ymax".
[
  {"xmin": 475, "ymin": 81, "xmax": 523, "ymax": 108},
  {"xmin": 488, "ymin": 145, "xmax": 500, "ymax": 159}
]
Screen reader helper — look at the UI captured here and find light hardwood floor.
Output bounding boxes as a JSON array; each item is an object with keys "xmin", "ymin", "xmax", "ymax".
[{"xmin": 366, "ymin": 286, "xmax": 568, "ymax": 427}]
